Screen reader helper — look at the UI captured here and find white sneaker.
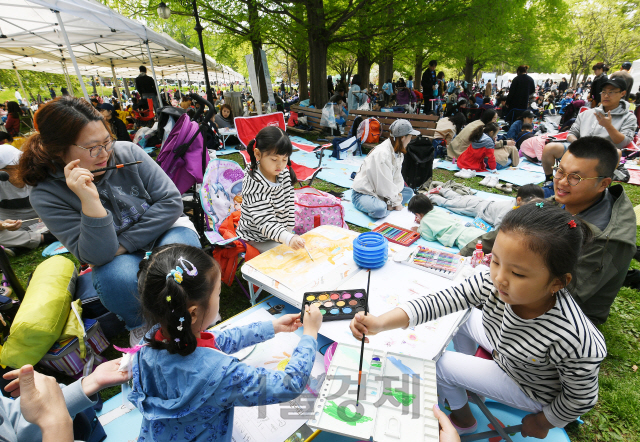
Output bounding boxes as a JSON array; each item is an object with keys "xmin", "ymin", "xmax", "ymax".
[
  {"xmin": 487, "ymin": 176, "xmax": 500, "ymax": 188},
  {"xmin": 129, "ymin": 325, "xmax": 150, "ymax": 347},
  {"xmin": 454, "ymin": 169, "xmax": 476, "ymax": 179},
  {"xmin": 479, "ymin": 176, "xmax": 491, "ymax": 186},
  {"xmin": 454, "ymin": 169, "xmax": 467, "ymax": 178}
]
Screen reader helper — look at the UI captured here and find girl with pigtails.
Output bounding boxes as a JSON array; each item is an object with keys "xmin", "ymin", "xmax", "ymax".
[
  {"xmin": 127, "ymin": 243, "xmax": 323, "ymax": 442},
  {"xmin": 236, "ymin": 126, "xmax": 305, "ymax": 253}
]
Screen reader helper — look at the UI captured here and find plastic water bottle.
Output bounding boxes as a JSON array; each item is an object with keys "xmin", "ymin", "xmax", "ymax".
[
  {"xmin": 470, "ymin": 241, "xmax": 484, "ymax": 268},
  {"xmin": 452, "ymin": 157, "xmax": 457, "ymax": 166}
]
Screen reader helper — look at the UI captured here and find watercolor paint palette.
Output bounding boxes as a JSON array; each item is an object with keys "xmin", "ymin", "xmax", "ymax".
[
  {"xmin": 373, "ymin": 222, "xmax": 420, "ymax": 246},
  {"xmin": 309, "ymin": 343, "xmax": 439, "ymax": 442},
  {"xmin": 300, "ymin": 289, "xmax": 368, "ymax": 322},
  {"xmin": 395, "ymin": 245, "xmax": 465, "ymax": 280}
]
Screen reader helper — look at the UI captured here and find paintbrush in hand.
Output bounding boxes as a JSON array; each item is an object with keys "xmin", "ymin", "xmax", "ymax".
[
  {"xmin": 56, "ymin": 161, "xmax": 142, "ymax": 180},
  {"xmin": 356, "ymin": 269, "xmax": 371, "ymax": 405}
]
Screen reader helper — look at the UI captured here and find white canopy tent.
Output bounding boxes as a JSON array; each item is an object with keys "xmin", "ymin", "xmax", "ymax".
[{"xmin": 0, "ymin": 0, "xmax": 243, "ymax": 101}]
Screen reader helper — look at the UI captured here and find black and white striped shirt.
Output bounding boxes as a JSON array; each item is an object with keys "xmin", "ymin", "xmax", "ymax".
[
  {"xmin": 237, "ymin": 167, "xmax": 295, "ymax": 244},
  {"xmin": 400, "ymin": 270, "xmax": 606, "ymax": 428}
]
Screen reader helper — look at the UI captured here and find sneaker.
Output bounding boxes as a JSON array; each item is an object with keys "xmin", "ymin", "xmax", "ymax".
[
  {"xmin": 2, "ymin": 247, "xmax": 15, "ymax": 257},
  {"xmin": 454, "ymin": 169, "xmax": 467, "ymax": 178},
  {"xmin": 485, "ymin": 176, "xmax": 499, "ymax": 188},
  {"xmin": 129, "ymin": 325, "xmax": 150, "ymax": 347},
  {"xmin": 454, "ymin": 169, "xmax": 476, "ymax": 179},
  {"xmin": 479, "ymin": 176, "xmax": 491, "ymax": 186}
]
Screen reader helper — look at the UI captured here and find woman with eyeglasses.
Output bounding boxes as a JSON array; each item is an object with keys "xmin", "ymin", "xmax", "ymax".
[{"xmin": 18, "ymin": 96, "xmax": 200, "ymax": 346}]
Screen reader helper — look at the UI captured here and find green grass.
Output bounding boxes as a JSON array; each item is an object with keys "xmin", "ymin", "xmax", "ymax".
[{"xmin": 6, "ymin": 136, "xmax": 640, "ymax": 441}]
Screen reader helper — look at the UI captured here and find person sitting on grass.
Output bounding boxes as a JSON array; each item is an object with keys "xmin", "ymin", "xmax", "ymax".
[
  {"xmin": 428, "ymin": 183, "xmax": 544, "ymax": 227},
  {"xmin": 506, "ymin": 110, "xmax": 536, "ymax": 140},
  {"xmin": 0, "ymin": 145, "xmax": 56, "ymax": 256},
  {"xmin": 540, "ymin": 77, "xmax": 637, "ymax": 182},
  {"xmin": 408, "ymin": 194, "xmax": 487, "ymax": 249},
  {"xmin": 456, "ymin": 123, "xmax": 500, "ymax": 172},
  {"xmin": 460, "ymin": 136, "xmax": 636, "ymax": 326},
  {"xmin": 351, "ymin": 203, "xmax": 606, "ymax": 439},
  {"xmin": 351, "ymin": 120, "xmax": 417, "ymax": 219},
  {"xmin": 515, "ymin": 122, "xmax": 536, "ymax": 149},
  {"xmin": 19, "ymin": 97, "xmax": 201, "ymax": 347}
]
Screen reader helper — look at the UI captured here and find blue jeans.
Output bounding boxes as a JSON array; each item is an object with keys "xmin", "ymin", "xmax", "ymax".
[
  {"xmin": 92, "ymin": 227, "xmax": 201, "ymax": 329},
  {"xmin": 352, "ymin": 187, "xmax": 414, "ymax": 219}
]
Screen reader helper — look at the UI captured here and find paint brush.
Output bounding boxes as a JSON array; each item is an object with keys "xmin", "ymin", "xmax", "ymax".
[
  {"xmin": 356, "ymin": 269, "xmax": 371, "ymax": 405},
  {"xmin": 303, "ymin": 244, "xmax": 315, "ymax": 262},
  {"xmin": 55, "ymin": 161, "xmax": 143, "ymax": 180}
]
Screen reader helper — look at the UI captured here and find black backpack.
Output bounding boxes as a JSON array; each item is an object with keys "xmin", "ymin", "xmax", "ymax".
[{"xmin": 402, "ymin": 135, "xmax": 434, "ymax": 190}]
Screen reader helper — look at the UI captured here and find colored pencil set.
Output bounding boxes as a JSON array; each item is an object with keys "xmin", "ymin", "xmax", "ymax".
[
  {"xmin": 373, "ymin": 222, "xmax": 420, "ymax": 246},
  {"xmin": 398, "ymin": 246, "xmax": 464, "ymax": 279}
]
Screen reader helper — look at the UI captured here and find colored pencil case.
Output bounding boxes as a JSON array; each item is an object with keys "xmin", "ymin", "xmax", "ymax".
[
  {"xmin": 373, "ymin": 222, "xmax": 420, "ymax": 246},
  {"xmin": 39, "ymin": 318, "xmax": 109, "ymax": 379},
  {"xmin": 300, "ymin": 289, "xmax": 368, "ymax": 322}
]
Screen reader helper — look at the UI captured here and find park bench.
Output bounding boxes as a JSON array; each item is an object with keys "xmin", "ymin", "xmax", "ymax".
[{"xmin": 288, "ymin": 104, "xmax": 324, "ymax": 134}]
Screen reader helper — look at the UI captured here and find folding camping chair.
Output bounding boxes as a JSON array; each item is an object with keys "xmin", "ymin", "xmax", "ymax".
[
  {"xmin": 234, "ymin": 113, "xmax": 325, "ymax": 186},
  {"xmin": 459, "ymin": 346, "xmax": 529, "ymax": 442}
]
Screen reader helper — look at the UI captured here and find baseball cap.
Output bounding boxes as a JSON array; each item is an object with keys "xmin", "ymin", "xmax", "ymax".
[
  {"xmin": 0, "ymin": 145, "xmax": 21, "ymax": 169},
  {"xmin": 622, "ymin": 61, "xmax": 632, "ymax": 70},
  {"xmin": 521, "ymin": 110, "xmax": 535, "ymax": 119},
  {"xmin": 600, "ymin": 77, "xmax": 627, "ymax": 92},
  {"xmin": 389, "ymin": 119, "xmax": 420, "ymax": 137},
  {"xmin": 99, "ymin": 103, "xmax": 115, "ymax": 111}
]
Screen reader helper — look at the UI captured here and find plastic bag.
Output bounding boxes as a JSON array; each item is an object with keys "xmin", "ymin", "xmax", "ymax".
[{"xmin": 320, "ymin": 103, "xmax": 337, "ymax": 129}]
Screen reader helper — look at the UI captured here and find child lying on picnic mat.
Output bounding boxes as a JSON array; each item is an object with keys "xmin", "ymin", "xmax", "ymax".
[
  {"xmin": 428, "ymin": 184, "xmax": 544, "ymax": 227},
  {"xmin": 408, "ymin": 194, "xmax": 487, "ymax": 249}
]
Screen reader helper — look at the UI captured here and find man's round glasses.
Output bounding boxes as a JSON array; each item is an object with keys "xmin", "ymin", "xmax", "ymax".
[
  {"xmin": 73, "ymin": 138, "xmax": 115, "ymax": 158},
  {"xmin": 600, "ymin": 90, "xmax": 621, "ymax": 97},
  {"xmin": 553, "ymin": 167, "xmax": 606, "ymax": 186}
]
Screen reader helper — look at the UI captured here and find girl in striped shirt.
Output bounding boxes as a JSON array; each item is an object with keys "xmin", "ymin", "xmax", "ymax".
[
  {"xmin": 237, "ymin": 126, "xmax": 305, "ymax": 253},
  {"xmin": 350, "ymin": 202, "xmax": 606, "ymax": 438}
]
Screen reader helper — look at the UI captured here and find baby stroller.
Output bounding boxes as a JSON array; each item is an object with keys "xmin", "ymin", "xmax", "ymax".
[{"xmin": 157, "ymin": 93, "xmax": 215, "ymax": 239}]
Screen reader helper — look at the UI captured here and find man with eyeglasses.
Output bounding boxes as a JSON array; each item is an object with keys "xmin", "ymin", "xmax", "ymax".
[
  {"xmin": 540, "ymin": 77, "xmax": 637, "ymax": 183},
  {"xmin": 549, "ymin": 136, "xmax": 636, "ymax": 325}
]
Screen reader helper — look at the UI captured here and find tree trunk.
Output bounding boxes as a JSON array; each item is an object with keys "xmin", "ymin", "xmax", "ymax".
[
  {"xmin": 414, "ymin": 53, "xmax": 423, "ymax": 91},
  {"xmin": 297, "ymin": 57, "xmax": 309, "ymax": 100},
  {"xmin": 464, "ymin": 57, "xmax": 475, "ymax": 83},
  {"xmin": 306, "ymin": 0, "xmax": 329, "ymax": 107},
  {"xmin": 378, "ymin": 51, "xmax": 393, "ymax": 89},
  {"xmin": 357, "ymin": 50, "xmax": 371, "ymax": 88},
  {"xmin": 248, "ymin": 0, "xmax": 269, "ymax": 106}
]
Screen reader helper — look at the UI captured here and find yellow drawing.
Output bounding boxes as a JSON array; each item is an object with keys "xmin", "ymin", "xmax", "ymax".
[
  {"xmin": 247, "ymin": 226, "xmax": 358, "ymax": 290},
  {"xmin": 265, "ymin": 351, "xmax": 291, "ymax": 371}
]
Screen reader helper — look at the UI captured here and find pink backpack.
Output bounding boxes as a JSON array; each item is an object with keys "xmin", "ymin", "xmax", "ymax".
[{"xmin": 293, "ymin": 187, "xmax": 349, "ymax": 235}]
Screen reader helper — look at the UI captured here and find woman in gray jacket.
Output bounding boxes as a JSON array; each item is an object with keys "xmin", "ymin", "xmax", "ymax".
[{"xmin": 18, "ymin": 97, "xmax": 200, "ymax": 345}]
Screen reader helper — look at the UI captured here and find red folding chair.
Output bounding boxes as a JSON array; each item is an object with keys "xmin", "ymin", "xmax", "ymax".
[{"xmin": 234, "ymin": 113, "xmax": 324, "ymax": 186}]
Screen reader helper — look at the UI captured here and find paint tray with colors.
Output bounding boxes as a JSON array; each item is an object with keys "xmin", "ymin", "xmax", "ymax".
[
  {"xmin": 372, "ymin": 222, "xmax": 420, "ymax": 246},
  {"xmin": 300, "ymin": 289, "xmax": 368, "ymax": 322},
  {"xmin": 396, "ymin": 245, "xmax": 465, "ymax": 280},
  {"xmin": 309, "ymin": 343, "xmax": 439, "ymax": 442}
]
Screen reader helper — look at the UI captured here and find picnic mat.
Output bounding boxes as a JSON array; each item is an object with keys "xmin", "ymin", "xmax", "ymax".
[
  {"xmin": 434, "ymin": 158, "xmax": 546, "ymax": 186},
  {"xmin": 341, "ymin": 189, "xmax": 513, "ymax": 253},
  {"xmin": 628, "ymin": 168, "xmax": 640, "ymax": 186},
  {"xmin": 290, "ymin": 150, "xmax": 361, "ymax": 188}
]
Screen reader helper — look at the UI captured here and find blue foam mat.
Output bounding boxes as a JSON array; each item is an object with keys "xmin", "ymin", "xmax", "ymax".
[
  {"xmin": 215, "ymin": 146, "xmax": 243, "ymax": 157},
  {"xmin": 435, "ymin": 159, "xmax": 546, "ymax": 186},
  {"xmin": 291, "ymin": 150, "xmax": 361, "ymax": 188}
]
